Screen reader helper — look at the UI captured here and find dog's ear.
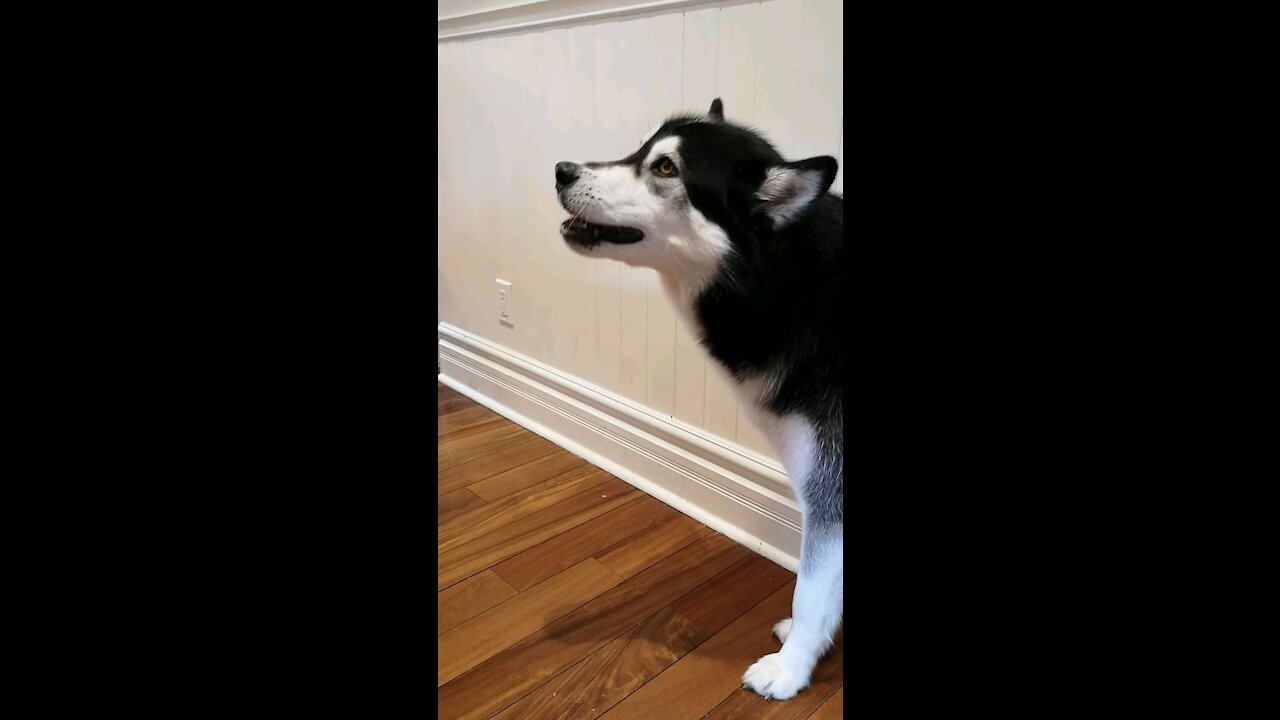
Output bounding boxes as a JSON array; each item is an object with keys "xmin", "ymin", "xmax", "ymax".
[
  {"xmin": 752, "ymin": 156, "xmax": 838, "ymax": 227},
  {"xmin": 708, "ymin": 98, "xmax": 724, "ymax": 122}
]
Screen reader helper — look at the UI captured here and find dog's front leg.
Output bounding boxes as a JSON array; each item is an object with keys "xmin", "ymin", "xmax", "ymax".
[{"xmin": 743, "ymin": 519, "xmax": 843, "ymax": 699}]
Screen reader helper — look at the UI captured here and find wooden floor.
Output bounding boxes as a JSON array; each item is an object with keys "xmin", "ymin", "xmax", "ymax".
[{"xmin": 437, "ymin": 382, "xmax": 843, "ymax": 719}]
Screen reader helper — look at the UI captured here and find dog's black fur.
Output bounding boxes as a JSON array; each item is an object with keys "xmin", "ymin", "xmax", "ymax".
[{"xmin": 657, "ymin": 106, "xmax": 844, "ymax": 529}]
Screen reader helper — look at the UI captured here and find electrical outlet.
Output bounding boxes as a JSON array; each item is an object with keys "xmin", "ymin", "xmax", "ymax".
[{"xmin": 496, "ymin": 279, "xmax": 512, "ymax": 323}]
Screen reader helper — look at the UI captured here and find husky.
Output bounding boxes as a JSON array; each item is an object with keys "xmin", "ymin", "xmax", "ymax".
[{"xmin": 554, "ymin": 99, "xmax": 842, "ymax": 700}]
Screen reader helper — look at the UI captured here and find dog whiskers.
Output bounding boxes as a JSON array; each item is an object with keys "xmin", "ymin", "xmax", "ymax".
[{"xmin": 568, "ymin": 196, "xmax": 594, "ymax": 227}]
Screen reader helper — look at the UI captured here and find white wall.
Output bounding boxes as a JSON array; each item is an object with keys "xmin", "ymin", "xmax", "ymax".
[{"xmin": 438, "ymin": 0, "xmax": 842, "ymax": 464}]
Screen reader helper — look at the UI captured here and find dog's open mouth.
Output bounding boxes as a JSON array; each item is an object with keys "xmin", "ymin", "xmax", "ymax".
[{"xmin": 560, "ymin": 217, "xmax": 644, "ymax": 246}]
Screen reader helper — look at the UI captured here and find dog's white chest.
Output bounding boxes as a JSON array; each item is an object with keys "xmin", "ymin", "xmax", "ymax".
[{"xmin": 718, "ymin": 367, "xmax": 817, "ymax": 492}]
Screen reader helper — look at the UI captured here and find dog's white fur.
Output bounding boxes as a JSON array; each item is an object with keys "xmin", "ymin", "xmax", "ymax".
[{"xmin": 733, "ymin": 374, "xmax": 843, "ymax": 699}]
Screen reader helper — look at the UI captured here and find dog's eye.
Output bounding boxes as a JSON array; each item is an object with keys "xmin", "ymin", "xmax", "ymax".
[{"xmin": 653, "ymin": 158, "xmax": 678, "ymax": 177}]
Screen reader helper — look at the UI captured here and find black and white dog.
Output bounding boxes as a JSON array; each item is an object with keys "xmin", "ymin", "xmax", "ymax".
[{"xmin": 555, "ymin": 99, "xmax": 843, "ymax": 700}]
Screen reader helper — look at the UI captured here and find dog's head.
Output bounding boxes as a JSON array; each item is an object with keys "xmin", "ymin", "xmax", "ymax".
[{"xmin": 555, "ymin": 99, "xmax": 838, "ymax": 288}]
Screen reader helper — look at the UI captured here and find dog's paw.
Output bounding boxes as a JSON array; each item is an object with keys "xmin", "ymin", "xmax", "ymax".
[
  {"xmin": 742, "ymin": 652, "xmax": 808, "ymax": 700},
  {"xmin": 772, "ymin": 618, "xmax": 792, "ymax": 644}
]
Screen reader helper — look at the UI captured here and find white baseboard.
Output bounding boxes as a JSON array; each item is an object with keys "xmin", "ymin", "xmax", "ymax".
[{"xmin": 438, "ymin": 322, "xmax": 801, "ymax": 571}]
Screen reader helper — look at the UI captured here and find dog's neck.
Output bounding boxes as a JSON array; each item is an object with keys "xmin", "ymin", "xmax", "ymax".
[{"xmin": 658, "ymin": 270, "xmax": 711, "ymax": 339}]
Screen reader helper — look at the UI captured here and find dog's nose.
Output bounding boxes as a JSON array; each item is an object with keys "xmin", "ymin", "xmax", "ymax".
[{"xmin": 555, "ymin": 161, "xmax": 580, "ymax": 188}]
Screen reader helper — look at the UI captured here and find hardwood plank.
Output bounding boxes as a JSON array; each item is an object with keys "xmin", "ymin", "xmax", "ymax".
[
  {"xmin": 438, "ymin": 558, "xmax": 623, "ymax": 686},
  {"xmin": 437, "ymin": 433, "xmax": 561, "ymax": 496},
  {"xmin": 492, "ymin": 553, "xmax": 792, "ymax": 720},
  {"xmin": 438, "ymin": 383, "xmax": 466, "ymax": 406},
  {"xmin": 670, "ymin": 553, "xmax": 794, "ymax": 637},
  {"xmin": 491, "ymin": 495, "xmax": 675, "ymax": 591},
  {"xmin": 808, "ymin": 686, "xmax": 843, "ymax": 720},
  {"xmin": 438, "ymin": 414, "xmax": 518, "ymax": 445},
  {"xmin": 437, "ymin": 533, "xmax": 749, "ymax": 720},
  {"xmin": 438, "ymin": 395, "xmax": 474, "ymax": 416},
  {"xmin": 438, "ymin": 422, "xmax": 531, "ymax": 472},
  {"xmin": 702, "ymin": 636, "xmax": 844, "ymax": 719},
  {"xmin": 491, "ymin": 608, "xmax": 701, "ymax": 720},
  {"xmin": 466, "ymin": 449, "xmax": 588, "ymax": 502},
  {"xmin": 439, "ymin": 466, "xmax": 614, "ymax": 553},
  {"xmin": 600, "ymin": 580, "xmax": 797, "ymax": 720},
  {"xmin": 593, "ymin": 511, "xmax": 715, "ymax": 578},
  {"xmin": 437, "ymin": 480, "xmax": 641, "ymax": 590},
  {"xmin": 438, "ymin": 488, "xmax": 486, "ymax": 525},
  {"xmin": 438, "ymin": 404, "xmax": 501, "ymax": 436},
  {"xmin": 438, "ymin": 570, "xmax": 518, "ymax": 636},
  {"xmin": 440, "ymin": 412, "xmax": 519, "ymax": 445},
  {"xmin": 438, "ymin": 403, "xmax": 490, "ymax": 422}
]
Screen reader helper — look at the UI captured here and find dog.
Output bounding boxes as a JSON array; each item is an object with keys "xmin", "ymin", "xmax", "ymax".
[{"xmin": 554, "ymin": 98, "xmax": 843, "ymax": 700}]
